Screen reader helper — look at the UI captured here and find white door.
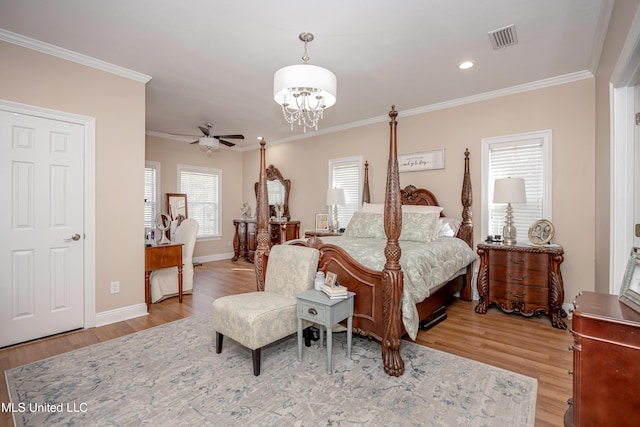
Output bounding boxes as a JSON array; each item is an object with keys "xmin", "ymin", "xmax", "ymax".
[
  {"xmin": 0, "ymin": 109, "xmax": 85, "ymax": 347},
  {"xmin": 635, "ymin": 85, "xmax": 640, "ymax": 249}
]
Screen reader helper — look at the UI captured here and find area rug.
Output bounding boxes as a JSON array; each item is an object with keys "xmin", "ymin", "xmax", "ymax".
[{"xmin": 6, "ymin": 316, "xmax": 537, "ymax": 426}]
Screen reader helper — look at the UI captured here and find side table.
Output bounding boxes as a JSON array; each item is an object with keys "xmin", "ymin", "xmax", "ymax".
[
  {"xmin": 475, "ymin": 242, "xmax": 567, "ymax": 328},
  {"xmin": 296, "ymin": 289, "xmax": 355, "ymax": 374}
]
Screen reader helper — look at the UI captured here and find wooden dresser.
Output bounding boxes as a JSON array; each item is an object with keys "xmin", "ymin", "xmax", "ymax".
[
  {"xmin": 475, "ymin": 242, "xmax": 566, "ymax": 328},
  {"xmin": 232, "ymin": 219, "xmax": 300, "ymax": 262},
  {"xmin": 564, "ymin": 291, "xmax": 640, "ymax": 427}
]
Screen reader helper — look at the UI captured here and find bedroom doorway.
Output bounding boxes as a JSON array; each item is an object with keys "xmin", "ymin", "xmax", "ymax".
[{"xmin": 0, "ymin": 102, "xmax": 94, "ymax": 347}]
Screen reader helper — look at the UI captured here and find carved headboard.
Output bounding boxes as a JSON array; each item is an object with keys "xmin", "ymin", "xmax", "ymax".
[{"xmin": 400, "ymin": 185, "xmax": 445, "ymax": 217}]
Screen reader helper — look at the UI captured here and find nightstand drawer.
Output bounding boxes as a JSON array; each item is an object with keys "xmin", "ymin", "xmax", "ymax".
[
  {"xmin": 298, "ymin": 301, "xmax": 327, "ymax": 323},
  {"xmin": 490, "ymin": 251, "xmax": 548, "ymax": 286},
  {"xmin": 491, "ymin": 282, "xmax": 548, "ymax": 305}
]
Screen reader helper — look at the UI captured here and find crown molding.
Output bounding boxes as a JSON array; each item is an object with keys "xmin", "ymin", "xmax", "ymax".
[{"xmin": 0, "ymin": 28, "xmax": 151, "ymax": 83}]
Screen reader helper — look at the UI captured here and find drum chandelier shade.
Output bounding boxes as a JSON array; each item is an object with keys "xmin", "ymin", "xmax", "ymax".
[{"xmin": 273, "ymin": 32, "xmax": 337, "ymax": 133}]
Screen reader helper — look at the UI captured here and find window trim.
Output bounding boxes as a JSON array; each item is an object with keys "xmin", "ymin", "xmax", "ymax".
[
  {"xmin": 177, "ymin": 164, "xmax": 222, "ymax": 240},
  {"xmin": 480, "ymin": 130, "xmax": 552, "ymax": 242}
]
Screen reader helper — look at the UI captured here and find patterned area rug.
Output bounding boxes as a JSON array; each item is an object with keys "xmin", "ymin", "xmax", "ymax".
[{"xmin": 6, "ymin": 316, "xmax": 536, "ymax": 426}]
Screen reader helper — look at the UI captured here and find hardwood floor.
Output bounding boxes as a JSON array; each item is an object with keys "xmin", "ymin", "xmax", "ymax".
[{"xmin": 0, "ymin": 259, "xmax": 573, "ymax": 427}]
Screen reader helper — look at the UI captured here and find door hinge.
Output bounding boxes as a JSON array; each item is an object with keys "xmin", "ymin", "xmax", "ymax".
[
  {"xmin": 636, "ymin": 224, "xmax": 640, "ymax": 237},
  {"xmin": 636, "ymin": 112, "xmax": 640, "ymax": 125}
]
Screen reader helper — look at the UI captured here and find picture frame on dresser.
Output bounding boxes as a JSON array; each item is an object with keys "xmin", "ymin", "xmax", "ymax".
[
  {"xmin": 315, "ymin": 213, "xmax": 329, "ymax": 231},
  {"xmin": 619, "ymin": 249, "xmax": 640, "ymax": 314}
]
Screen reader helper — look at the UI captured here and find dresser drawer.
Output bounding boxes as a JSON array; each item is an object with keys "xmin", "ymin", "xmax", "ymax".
[
  {"xmin": 298, "ymin": 301, "xmax": 328, "ymax": 323},
  {"xmin": 490, "ymin": 250, "xmax": 548, "ymax": 287},
  {"xmin": 491, "ymin": 281, "xmax": 548, "ymax": 306}
]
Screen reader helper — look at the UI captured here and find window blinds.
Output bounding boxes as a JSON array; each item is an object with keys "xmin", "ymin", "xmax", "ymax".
[
  {"xmin": 179, "ymin": 166, "xmax": 221, "ymax": 238},
  {"xmin": 330, "ymin": 158, "xmax": 361, "ymax": 230},
  {"xmin": 488, "ymin": 140, "xmax": 544, "ymax": 242},
  {"xmin": 144, "ymin": 166, "xmax": 157, "ymax": 229}
]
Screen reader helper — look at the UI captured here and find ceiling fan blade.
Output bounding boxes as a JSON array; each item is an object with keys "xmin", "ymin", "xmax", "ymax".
[
  {"xmin": 198, "ymin": 126, "xmax": 211, "ymax": 136},
  {"xmin": 213, "ymin": 134, "xmax": 244, "ymax": 140},
  {"xmin": 218, "ymin": 139, "xmax": 236, "ymax": 147},
  {"xmin": 190, "ymin": 140, "xmax": 199, "ymax": 144}
]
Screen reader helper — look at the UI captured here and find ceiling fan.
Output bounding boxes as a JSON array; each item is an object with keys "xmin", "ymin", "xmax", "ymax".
[{"xmin": 191, "ymin": 123, "xmax": 245, "ymax": 149}]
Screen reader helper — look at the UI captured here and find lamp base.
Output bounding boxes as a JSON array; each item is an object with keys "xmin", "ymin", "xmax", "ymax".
[{"xmin": 502, "ymin": 224, "xmax": 517, "ymax": 245}]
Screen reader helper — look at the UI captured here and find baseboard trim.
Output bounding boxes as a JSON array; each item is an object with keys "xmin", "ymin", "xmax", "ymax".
[{"xmin": 95, "ymin": 303, "xmax": 148, "ymax": 327}]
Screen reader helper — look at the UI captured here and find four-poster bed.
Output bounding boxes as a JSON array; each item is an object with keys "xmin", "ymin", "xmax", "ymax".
[{"xmin": 253, "ymin": 106, "xmax": 475, "ymax": 376}]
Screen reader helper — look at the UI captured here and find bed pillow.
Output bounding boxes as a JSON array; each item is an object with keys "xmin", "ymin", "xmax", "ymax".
[
  {"xmin": 343, "ymin": 211, "xmax": 385, "ymax": 238},
  {"xmin": 361, "ymin": 202, "xmax": 384, "ymax": 214},
  {"xmin": 402, "ymin": 205, "xmax": 444, "ymax": 215},
  {"xmin": 399, "ymin": 212, "xmax": 440, "ymax": 242},
  {"xmin": 437, "ymin": 217, "xmax": 462, "ymax": 238}
]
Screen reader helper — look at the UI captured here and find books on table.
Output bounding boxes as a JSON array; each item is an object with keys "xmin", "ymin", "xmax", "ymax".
[{"xmin": 320, "ymin": 283, "xmax": 348, "ymax": 299}]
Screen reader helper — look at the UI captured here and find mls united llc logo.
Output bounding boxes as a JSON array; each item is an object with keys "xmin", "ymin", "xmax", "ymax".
[{"xmin": 2, "ymin": 402, "xmax": 88, "ymax": 413}]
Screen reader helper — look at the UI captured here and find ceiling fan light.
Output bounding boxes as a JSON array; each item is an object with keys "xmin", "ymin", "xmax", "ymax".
[{"xmin": 199, "ymin": 136, "xmax": 219, "ymax": 151}]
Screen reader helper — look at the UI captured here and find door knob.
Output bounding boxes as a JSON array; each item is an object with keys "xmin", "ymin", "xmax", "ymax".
[{"xmin": 65, "ymin": 233, "xmax": 81, "ymax": 242}]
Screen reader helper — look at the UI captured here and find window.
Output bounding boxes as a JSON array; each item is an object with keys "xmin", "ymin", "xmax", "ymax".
[
  {"xmin": 144, "ymin": 161, "xmax": 160, "ymax": 229},
  {"xmin": 328, "ymin": 156, "xmax": 363, "ymax": 229},
  {"xmin": 481, "ymin": 130, "xmax": 552, "ymax": 243},
  {"xmin": 178, "ymin": 164, "xmax": 221, "ymax": 239}
]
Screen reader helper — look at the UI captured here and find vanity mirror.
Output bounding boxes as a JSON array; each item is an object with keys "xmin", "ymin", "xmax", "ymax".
[
  {"xmin": 166, "ymin": 193, "xmax": 188, "ymax": 221},
  {"xmin": 255, "ymin": 165, "xmax": 291, "ymax": 220}
]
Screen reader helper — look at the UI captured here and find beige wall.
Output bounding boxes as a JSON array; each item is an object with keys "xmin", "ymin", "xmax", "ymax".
[
  {"xmin": 1, "ymin": 41, "xmax": 146, "ymax": 313},
  {"xmin": 243, "ymin": 79, "xmax": 596, "ymax": 304},
  {"xmin": 145, "ymin": 135, "xmax": 244, "ymax": 258},
  {"xmin": 594, "ymin": 0, "xmax": 640, "ymax": 292}
]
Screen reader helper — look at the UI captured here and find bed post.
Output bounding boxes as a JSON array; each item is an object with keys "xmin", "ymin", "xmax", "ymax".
[
  {"xmin": 254, "ymin": 138, "xmax": 270, "ymax": 291},
  {"xmin": 382, "ymin": 106, "xmax": 404, "ymax": 377},
  {"xmin": 362, "ymin": 160, "xmax": 370, "ymax": 204},
  {"xmin": 458, "ymin": 148, "xmax": 473, "ymax": 301}
]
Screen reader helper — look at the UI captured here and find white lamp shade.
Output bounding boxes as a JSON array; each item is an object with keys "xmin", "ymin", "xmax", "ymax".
[
  {"xmin": 326, "ymin": 188, "xmax": 345, "ymax": 206},
  {"xmin": 493, "ymin": 177, "xmax": 526, "ymax": 203},
  {"xmin": 274, "ymin": 64, "xmax": 337, "ymax": 109},
  {"xmin": 199, "ymin": 137, "xmax": 219, "ymax": 150}
]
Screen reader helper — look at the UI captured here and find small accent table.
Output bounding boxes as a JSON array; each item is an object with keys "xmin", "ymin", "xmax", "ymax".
[
  {"xmin": 297, "ymin": 289, "xmax": 355, "ymax": 374},
  {"xmin": 144, "ymin": 243, "xmax": 183, "ymax": 310}
]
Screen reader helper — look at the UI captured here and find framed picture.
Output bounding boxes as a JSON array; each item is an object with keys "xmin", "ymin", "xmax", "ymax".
[
  {"xmin": 315, "ymin": 213, "xmax": 329, "ymax": 231},
  {"xmin": 325, "ymin": 271, "xmax": 337, "ymax": 288},
  {"xmin": 398, "ymin": 149, "xmax": 445, "ymax": 172},
  {"xmin": 528, "ymin": 219, "xmax": 555, "ymax": 245},
  {"xmin": 620, "ymin": 249, "xmax": 640, "ymax": 314}
]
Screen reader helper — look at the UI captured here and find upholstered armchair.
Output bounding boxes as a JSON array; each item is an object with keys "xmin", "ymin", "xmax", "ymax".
[
  {"xmin": 150, "ymin": 218, "xmax": 199, "ymax": 303},
  {"xmin": 211, "ymin": 244, "xmax": 320, "ymax": 375}
]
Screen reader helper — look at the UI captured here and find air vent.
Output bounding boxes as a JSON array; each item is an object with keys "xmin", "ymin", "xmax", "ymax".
[{"xmin": 488, "ymin": 24, "xmax": 518, "ymax": 50}]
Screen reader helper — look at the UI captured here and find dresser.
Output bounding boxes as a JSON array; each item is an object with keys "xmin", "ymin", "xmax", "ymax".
[
  {"xmin": 475, "ymin": 242, "xmax": 567, "ymax": 329},
  {"xmin": 564, "ymin": 292, "xmax": 640, "ymax": 427},
  {"xmin": 232, "ymin": 219, "xmax": 300, "ymax": 262}
]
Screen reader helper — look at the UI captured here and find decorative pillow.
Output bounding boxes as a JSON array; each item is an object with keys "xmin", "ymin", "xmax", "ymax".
[
  {"xmin": 361, "ymin": 203, "xmax": 384, "ymax": 214},
  {"xmin": 437, "ymin": 217, "xmax": 462, "ymax": 238},
  {"xmin": 343, "ymin": 211, "xmax": 385, "ymax": 238},
  {"xmin": 399, "ymin": 212, "xmax": 440, "ymax": 242},
  {"xmin": 402, "ymin": 205, "xmax": 444, "ymax": 215}
]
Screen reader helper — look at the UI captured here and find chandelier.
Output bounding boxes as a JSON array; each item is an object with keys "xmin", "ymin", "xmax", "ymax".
[
  {"xmin": 198, "ymin": 136, "xmax": 219, "ymax": 156},
  {"xmin": 273, "ymin": 32, "xmax": 337, "ymax": 132}
]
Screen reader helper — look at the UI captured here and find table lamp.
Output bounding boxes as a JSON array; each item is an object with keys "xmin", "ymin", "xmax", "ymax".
[
  {"xmin": 326, "ymin": 188, "xmax": 346, "ymax": 232},
  {"xmin": 493, "ymin": 177, "xmax": 526, "ymax": 245}
]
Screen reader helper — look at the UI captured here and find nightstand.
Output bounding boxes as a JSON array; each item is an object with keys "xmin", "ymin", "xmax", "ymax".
[
  {"xmin": 304, "ymin": 230, "xmax": 343, "ymax": 238},
  {"xmin": 475, "ymin": 242, "xmax": 567, "ymax": 329},
  {"xmin": 296, "ymin": 289, "xmax": 355, "ymax": 374}
]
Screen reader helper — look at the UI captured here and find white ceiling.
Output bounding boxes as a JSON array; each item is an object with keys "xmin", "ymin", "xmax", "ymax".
[{"xmin": 0, "ymin": 0, "xmax": 611, "ymax": 149}]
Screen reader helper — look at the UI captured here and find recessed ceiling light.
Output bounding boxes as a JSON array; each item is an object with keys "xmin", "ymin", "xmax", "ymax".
[{"xmin": 459, "ymin": 61, "xmax": 474, "ymax": 70}]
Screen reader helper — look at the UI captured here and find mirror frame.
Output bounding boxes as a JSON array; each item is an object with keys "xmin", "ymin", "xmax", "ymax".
[
  {"xmin": 255, "ymin": 165, "xmax": 291, "ymax": 220},
  {"xmin": 166, "ymin": 193, "xmax": 188, "ymax": 221}
]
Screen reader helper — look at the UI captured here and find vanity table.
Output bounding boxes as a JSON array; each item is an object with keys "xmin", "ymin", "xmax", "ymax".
[
  {"xmin": 232, "ymin": 164, "xmax": 299, "ymax": 262},
  {"xmin": 232, "ymin": 219, "xmax": 300, "ymax": 262}
]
